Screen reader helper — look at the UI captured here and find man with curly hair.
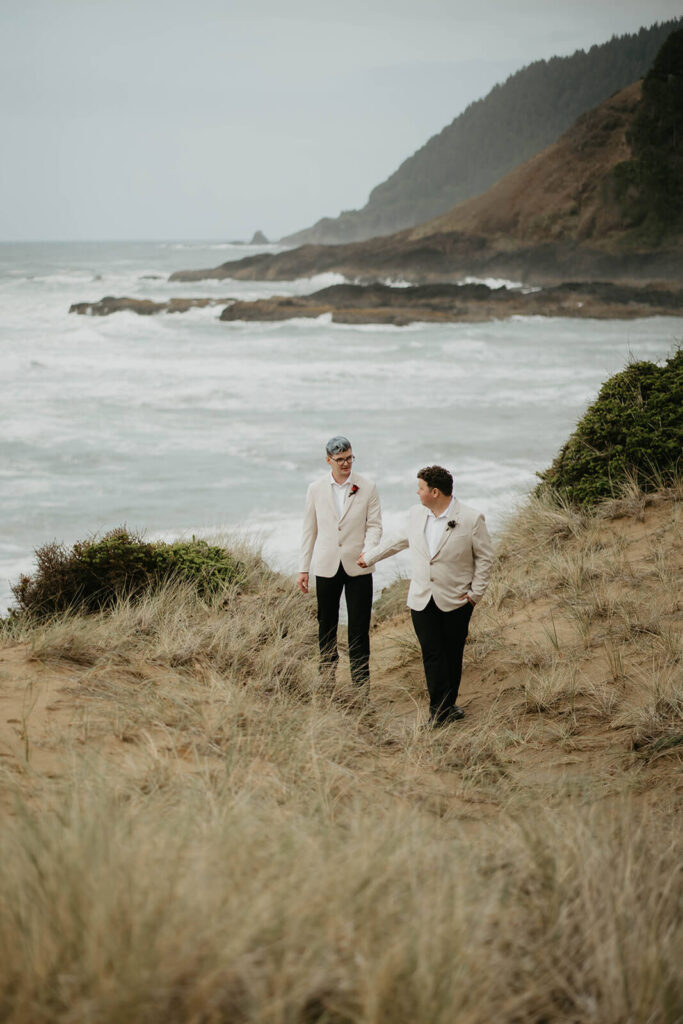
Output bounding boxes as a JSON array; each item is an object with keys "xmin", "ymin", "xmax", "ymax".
[{"xmin": 359, "ymin": 465, "xmax": 493, "ymax": 726}]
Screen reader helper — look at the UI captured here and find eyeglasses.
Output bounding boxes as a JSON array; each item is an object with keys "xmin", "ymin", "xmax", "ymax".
[{"xmin": 330, "ymin": 455, "xmax": 355, "ymax": 465}]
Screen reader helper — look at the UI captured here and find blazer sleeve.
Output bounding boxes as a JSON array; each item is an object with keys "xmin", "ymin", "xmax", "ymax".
[
  {"xmin": 363, "ymin": 483, "xmax": 383, "ymax": 553},
  {"xmin": 363, "ymin": 534, "xmax": 409, "ymax": 567},
  {"xmin": 299, "ymin": 484, "xmax": 318, "ymax": 573},
  {"xmin": 468, "ymin": 514, "xmax": 495, "ymax": 603}
]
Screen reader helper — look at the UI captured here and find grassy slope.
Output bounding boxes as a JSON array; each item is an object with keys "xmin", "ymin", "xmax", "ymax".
[{"xmin": 0, "ymin": 493, "xmax": 681, "ymax": 1023}]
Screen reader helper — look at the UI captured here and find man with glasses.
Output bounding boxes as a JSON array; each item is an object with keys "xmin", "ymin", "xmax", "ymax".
[{"xmin": 298, "ymin": 436, "xmax": 382, "ymax": 693}]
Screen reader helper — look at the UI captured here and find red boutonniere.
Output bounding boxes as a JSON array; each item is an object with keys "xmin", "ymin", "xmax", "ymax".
[
  {"xmin": 350, "ymin": 484, "xmax": 359, "ymax": 495},
  {"xmin": 447, "ymin": 520, "xmax": 456, "ymax": 529}
]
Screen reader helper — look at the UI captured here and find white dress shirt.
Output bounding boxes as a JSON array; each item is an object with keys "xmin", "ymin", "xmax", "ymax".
[
  {"xmin": 330, "ymin": 471, "xmax": 351, "ymax": 519},
  {"xmin": 424, "ymin": 499, "xmax": 455, "ymax": 558}
]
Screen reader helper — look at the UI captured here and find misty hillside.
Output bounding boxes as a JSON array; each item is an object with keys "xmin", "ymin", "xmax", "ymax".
[
  {"xmin": 172, "ymin": 34, "xmax": 683, "ymax": 288},
  {"xmin": 283, "ymin": 18, "xmax": 681, "ymax": 246}
]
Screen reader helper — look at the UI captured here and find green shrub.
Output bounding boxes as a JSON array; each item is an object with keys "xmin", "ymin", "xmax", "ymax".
[
  {"xmin": 11, "ymin": 528, "xmax": 245, "ymax": 618},
  {"xmin": 537, "ymin": 349, "xmax": 682, "ymax": 506}
]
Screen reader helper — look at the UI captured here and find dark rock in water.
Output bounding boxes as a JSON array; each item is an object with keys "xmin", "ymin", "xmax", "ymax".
[
  {"xmin": 249, "ymin": 230, "xmax": 269, "ymax": 245},
  {"xmin": 69, "ymin": 296, "xmax": 234, "ymax": 317},
  {"xmin": 140, "ymin": 274, "xmax": 163, "ymax": 280},
  {"xmin": 217, "ymin": 280, "xmax": 683, "ymax": 326}
]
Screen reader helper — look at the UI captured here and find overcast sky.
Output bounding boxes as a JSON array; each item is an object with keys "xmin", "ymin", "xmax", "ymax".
[{"xmin": 1, "ymin": 0, "xmax": 681, "ymax": 241}]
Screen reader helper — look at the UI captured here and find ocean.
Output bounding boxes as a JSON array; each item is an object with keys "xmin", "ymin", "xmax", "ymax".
[{"xmin": 1, "ymin": 239, "xmax": 681, "ymax": 613}]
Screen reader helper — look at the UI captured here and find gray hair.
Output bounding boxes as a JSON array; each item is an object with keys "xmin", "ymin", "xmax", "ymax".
[{"xmin": 325, "ymin": 435, "xmax": 351, "ymax": 456}]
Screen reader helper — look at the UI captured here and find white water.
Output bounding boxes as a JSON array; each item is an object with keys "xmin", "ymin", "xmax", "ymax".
[{"xmin": 1, "ymin": 240, "xmax": 681, "ymax": 612}]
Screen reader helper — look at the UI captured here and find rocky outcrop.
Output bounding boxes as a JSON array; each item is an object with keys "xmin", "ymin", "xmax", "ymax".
[
  {"xmin": 218, "ymin": 281, "xmax": 683, "ymax": 326},
  {"xmin": 249, "ymin": 230, "xmax": 269, "ymax": 245},
  {"xmin": 69, "ymin": 296, "xmax": 233, "ymax": 316},
  {"xmin": 68, "ymin": 281, "xmax": 683, "ymax": 325}
]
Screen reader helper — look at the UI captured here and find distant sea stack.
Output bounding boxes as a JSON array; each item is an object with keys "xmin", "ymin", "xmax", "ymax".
[
  {"xmin": 249, "ymin": 230, "xmax": 269, "ymax": 244},
  {"xmin": 281, "ymin": 18, "xmax": 681, "ymax": 245}
]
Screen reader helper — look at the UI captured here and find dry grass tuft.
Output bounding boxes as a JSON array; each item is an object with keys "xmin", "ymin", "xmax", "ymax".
[
  {"xmin": 0, "ymin": 771, "xmax": 679, "ymax": 1024},
  {"xmin": 618, "ymin": 671, "xmax": 683, "ymax": 764},
  {"xmin": 501, "ymin": 492, "xmax": 588, "ymax": 549}
]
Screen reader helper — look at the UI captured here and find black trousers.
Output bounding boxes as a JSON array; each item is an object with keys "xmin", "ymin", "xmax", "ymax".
[
  {"xmin": 315, "ymin": 564, "xmax": 373, "ymax": 686},
  {"xmin": 411, "ymin": 597, "xmax": 474, "ymax": 719}
]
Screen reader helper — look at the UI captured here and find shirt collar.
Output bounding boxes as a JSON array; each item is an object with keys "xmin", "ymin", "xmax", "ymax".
[
  {"xmin": 330, "ymin": 470, "xmax": 351, "ymax": 488},
  {"xmin": 426, "ymin": 498, "xmax": 455, "ymax": 521}
]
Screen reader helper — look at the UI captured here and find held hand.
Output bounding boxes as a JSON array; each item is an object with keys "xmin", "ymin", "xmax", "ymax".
[
  {"xmin": 459, "ymin": 594, "xmax": 476, "ymax": 606},
  {"xmin": 297, "ymin": 572, "xmax": 309, "ymax": 594},
  {"xmin": 357, "ymin": 553, "xmax": 367, "ymax": 568}
]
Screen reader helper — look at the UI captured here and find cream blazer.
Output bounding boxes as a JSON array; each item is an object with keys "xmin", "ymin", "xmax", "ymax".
[
  {"xmin": 300, "ymin": 472, "xmax": 382, "ymax": 578},
  {"xmin": 364, "ymin": 499, "xmax": 494, "ymax": 611}
]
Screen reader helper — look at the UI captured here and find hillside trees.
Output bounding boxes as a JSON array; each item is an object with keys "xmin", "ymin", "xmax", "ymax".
[
  {"xmin": 617, "ymin": 27, "xmax": 683, "ymax": 240},
  {"xmin": 285, "ymin": 19, "xmax": 682, "ymax": 244}
]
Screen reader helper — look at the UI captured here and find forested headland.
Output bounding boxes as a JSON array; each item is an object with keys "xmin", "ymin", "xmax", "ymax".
[{"xmin": 284, "ymin": 19, "xmax": 682, "ymax": 245}]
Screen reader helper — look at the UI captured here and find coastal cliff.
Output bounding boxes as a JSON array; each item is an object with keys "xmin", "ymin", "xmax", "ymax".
[
  {"xmin": 169, "ymin": 53, "xmax": 683, "ymax": 289},
  {"xmin": 281, "ymin": 19, "xmax": 681, "ymax": 245}
]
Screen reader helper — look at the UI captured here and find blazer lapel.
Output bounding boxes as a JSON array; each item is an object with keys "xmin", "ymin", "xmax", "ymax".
[
  {"xmin": 417, "ymin": 505, "xmax": 432, "ymax": 558},
  {"xmin": 326, "ymin": 475, "xmax": 338, "ymax": 520},
  {"xmin": 431, "ymin": 500, "xmax": 461, "ymax": 560},
  {"xmin": 338, "ymin": 472, "xmax": 357, "ymax": 524}
]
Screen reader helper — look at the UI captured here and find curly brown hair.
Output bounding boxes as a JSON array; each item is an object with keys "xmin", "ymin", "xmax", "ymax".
[{"xmin": 417, "ymin": 465, "xmax": 453, "ymax": 496}]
